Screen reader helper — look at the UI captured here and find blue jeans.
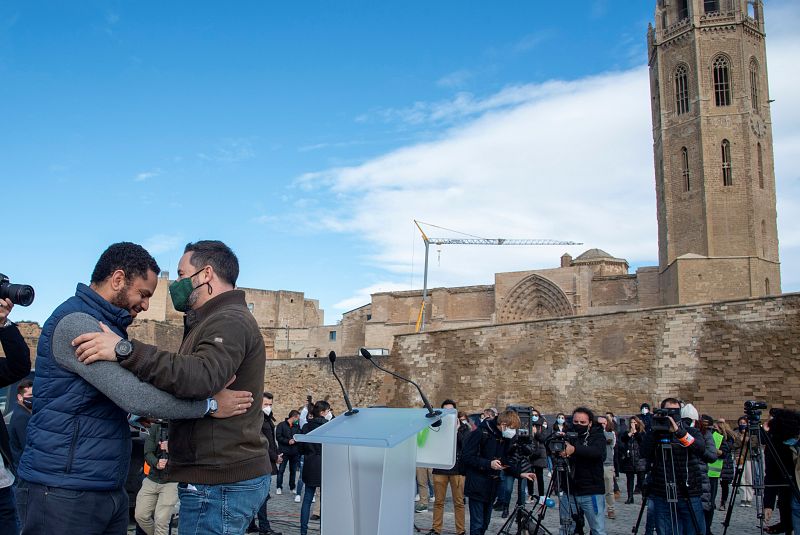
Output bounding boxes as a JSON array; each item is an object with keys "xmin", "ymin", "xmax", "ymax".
[
  {"xmin": 255, "ymin": 474, "xmax": 273, "ymax": 533},
  {"xmin": 651, "ymin": 495, "xmax": 705, "ymax": 535},
  {"xmin": 0, "ymin": 485, "xmax": 19, "ymax": 535},
  {"xmin": 791, "ymin": 493, "xmax": 800, "ymax": 535},
  {"xmin": 468, "ymin": 498, "xmax": 493, "ymax": 535},
  {"xmin": 177, "ymin": 475, "xmax": 269, "ymax": 535},
  {"xmin": 497, "ymin": 472, "xmax": 526, "ymax": 507},
  {"xmin": 645, "ymin": 496, "xmax": 656, "ymax": 535},
  {"xmin": 296, "ymin": 456, "xmax": 305, "ymax": 496},
  {"xmin": 558, "ymin": 494, "xmax": 607, "ymax": 535},
  {"xmin": 276, "ymin": 454, "xmax": 298, "ymax": 491},
  {"xmin": 300, "ymin": 485, "xmax": 317, "ymax": 535},
  {"xmin": 16, "ymin": 480, "xmax": 128, "ymax": 534}
]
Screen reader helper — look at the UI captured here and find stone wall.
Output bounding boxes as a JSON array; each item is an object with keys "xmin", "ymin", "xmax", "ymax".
[{"xmin": 372, "ymin": 293, "xmax": 800, "ymax": 420}]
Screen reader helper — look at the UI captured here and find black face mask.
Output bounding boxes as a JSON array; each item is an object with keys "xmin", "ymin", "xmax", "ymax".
[
  {"xmin": 22, "ymin": 397, "xmax": 33, "ymax": 410},
  {"xmin": 572, "ymin": 423, "xmax": 589, "ymax": 434}
]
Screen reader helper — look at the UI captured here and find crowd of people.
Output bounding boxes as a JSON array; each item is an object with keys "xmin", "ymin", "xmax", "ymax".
[{"xmin": 0, "ymin": 239, "xmax": 799, "ymax": 535}]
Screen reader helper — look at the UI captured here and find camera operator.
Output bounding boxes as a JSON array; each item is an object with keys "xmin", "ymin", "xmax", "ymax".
[
  {"xmin": 462, "ymin": 409, "xmax": 535, "ymax": 535},
  {"xmin": 642, "ymin": 398, "xmax": 707, "ymax": 535},
  {"xmin": 135, "ymin": 421, "xmax": 177, "ymax": 535},
  {"xmin": 0, "ymin": 297, "xmax": 32, "ymax": 532},
  {"xmin": 762, "ymin": 408, "xmax": 800, "ymax": 535},
  {"xmin": 548, "ymin": 407, "xmax": 607, "ymax": 535}
]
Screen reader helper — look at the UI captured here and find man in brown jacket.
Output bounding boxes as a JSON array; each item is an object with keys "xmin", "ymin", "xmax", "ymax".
[{"xmin": 74, "ymin": 240, "xmax": 270, "ymax": 535}]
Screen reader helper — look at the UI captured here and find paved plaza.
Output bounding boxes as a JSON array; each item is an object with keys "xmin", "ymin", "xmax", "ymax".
[{"xmin": 128, "ymin": 473, "xmax": 774, "ymax": 534}]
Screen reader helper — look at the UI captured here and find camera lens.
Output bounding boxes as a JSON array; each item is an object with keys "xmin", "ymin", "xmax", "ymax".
[{"xmin": 0, "ymin": 283, "xmax": 35, "ymax": 306}]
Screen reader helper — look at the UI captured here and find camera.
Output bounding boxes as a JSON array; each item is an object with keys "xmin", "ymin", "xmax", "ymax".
[
  {"xmin": 744, "ymin": 400, "xmax": 767, "ymax": 422},
  {"xmin": 0, "ymin": 274, "xmax": 35, "ymax": 307},
  {"xmin": 506, "ymin": 404, "xmax": 534, "ymax": 441},
  {"xmin": 652, "ymin": 407, "xmax": 682, "ymax": 433},
  {"xmin": 547, "ymin": 431, "xmax": 578, "ymax": 454}
]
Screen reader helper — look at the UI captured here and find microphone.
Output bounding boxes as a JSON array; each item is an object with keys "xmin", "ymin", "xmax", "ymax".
[
  {"xmin": 359, "ymin": 348, "xmax": 441, "ymax": 419},
  {"xmin": 328, "ymin": 351, "xmax": 358, "ymax": 416}
]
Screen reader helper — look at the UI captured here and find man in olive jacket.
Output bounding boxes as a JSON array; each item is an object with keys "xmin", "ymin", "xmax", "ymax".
[{"xmin": 74, "ymin": 240, "xmax": 269, "ymax": 535}]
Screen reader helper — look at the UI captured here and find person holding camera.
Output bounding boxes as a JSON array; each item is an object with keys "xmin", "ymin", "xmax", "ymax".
[
  {"xmin": 0, "ymin": 297, "xmax": 33, "ymax": 532},
  {"xmin": 462, "ymin": 409, "xmax": 535, "ymax": 535},
  {"xmin": 762, "ymin": 408, "xmax": 800, "ymax": 535},
  {"xmin": 642, "ymin": 398, "xmax": 707, "ymax": 535},
  {"xmin": 551, "ymin": 406, "xmax": 607, "ymax": 535},
  {"xmin": 135, "ymin": 421, "xmax": 178, "ymax": 535}
]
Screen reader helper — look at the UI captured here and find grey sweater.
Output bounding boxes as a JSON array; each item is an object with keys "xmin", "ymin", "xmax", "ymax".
[{"xmin": 52, "ymin": 312, "xmax": 207, "ymax": 419}]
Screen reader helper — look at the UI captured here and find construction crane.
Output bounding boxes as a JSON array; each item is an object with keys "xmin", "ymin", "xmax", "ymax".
[{"xmin": 413, "ymin": 220, "xmax": 582, "ymax": 332}]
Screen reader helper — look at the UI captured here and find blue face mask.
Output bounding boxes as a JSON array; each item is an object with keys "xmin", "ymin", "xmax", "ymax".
[{"xmin": 784, "ymin": 437, "xmax": 798, "ymax": 447}]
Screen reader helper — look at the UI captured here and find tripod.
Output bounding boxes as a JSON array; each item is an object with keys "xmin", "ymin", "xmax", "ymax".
[
  {"xmin": 525, "ymin": 456, "xmax": 575, "ymax": 535},
  {"xmin": 495, "ymin": 499, "xmax": 539, "ymax": 535},
  {"xmin": 721, "ymin": 412, "xmax": 800, "ymax": 535}
]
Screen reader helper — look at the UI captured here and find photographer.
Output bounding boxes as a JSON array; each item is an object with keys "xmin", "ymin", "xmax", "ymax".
[
  {"xmin": 462, "ymin": 409, "xmax": 535, "ymax": 535},
  {"xmin": 0, "ymin": 297, "xmax": 32, "ymax": 532},
  {"xmin": 762, "ymin": 408, "xmax": 800, "ymax": 535},
  {"xmin": 642, "ymin": 398, "xmax": 707, "ymax": 535},
  {"xmin": 135, "ymin": 421, "xmax": 177, "ymax": 535},
  {"xmin": 551, "ymin": 406, "xmax": 607, "ymax": 535}
]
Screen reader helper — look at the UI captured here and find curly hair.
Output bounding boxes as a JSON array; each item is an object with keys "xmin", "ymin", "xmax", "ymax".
[{"xmin": 90, "ymin": 242, "xmax": 160, "ymax": 284}]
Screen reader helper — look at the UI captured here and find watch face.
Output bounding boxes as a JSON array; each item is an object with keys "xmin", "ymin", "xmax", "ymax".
[{"xmin": 116, "ymin": 339, "xmax": 133, "ymax": 356}]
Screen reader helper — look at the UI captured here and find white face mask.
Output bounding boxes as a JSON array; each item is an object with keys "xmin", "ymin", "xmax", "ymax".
[
  {"xmin": 262, "ymin": 406, "xmax": 272, "ymax": 416},
  {"xmin": 460, "ymin": 419, "xmax": 468, "ymax": 425},
  {"xmin": 502, "ymin": 428, "xmax": 517, "ymax": 439},
  {"xmin": 324, "ymin": 411, "xmax": 333, "ymax": 421},
  {"xmin": 641, "ymin": 408, "xmax": 650, "ymax": 415}
]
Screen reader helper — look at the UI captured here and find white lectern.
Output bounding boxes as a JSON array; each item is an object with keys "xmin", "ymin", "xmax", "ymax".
[{"xmin": 294, "ymin": 407, "xmax": 457, "ymax": 535}]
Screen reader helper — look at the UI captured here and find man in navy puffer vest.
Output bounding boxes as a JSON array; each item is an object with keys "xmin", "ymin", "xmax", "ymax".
[{"xmin": 16, "ymin": 242, "xmax": 161, "ymax": 534}]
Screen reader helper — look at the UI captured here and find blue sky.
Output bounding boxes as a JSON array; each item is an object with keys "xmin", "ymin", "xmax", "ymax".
[{"xmin": 3, "ymin": 1, "xmax": 799, "ymax": 325}]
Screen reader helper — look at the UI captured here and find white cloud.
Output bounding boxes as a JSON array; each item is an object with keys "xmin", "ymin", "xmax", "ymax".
[
  {"xmin": 302, "ymin": 4, "xmax": 800, "ymax": 296},
  {"xmin": 333, "ymin": 282, "xmax": 412, "ymax": 312},
  {"xmin": 134, "ymin": 168, "xmax": 162, "ymax": 182},
  {"xmin": 143, "ymin": 234, "xmax": 183, "ymax": 255}
]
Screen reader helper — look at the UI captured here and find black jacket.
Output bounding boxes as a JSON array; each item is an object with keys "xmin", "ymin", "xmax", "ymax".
[
  {"xmin": 529, "ymin": 426, "xmax": 549, "ymax": 469},
  {"xmin": 0, "ymin": 323, "xmax": 32, "ymax": 474},
  {"xmin": 557, "ymin": 423, "xmax": 607, "ymax": 496},
  {"xmin": 276, "ymin": 419, "xmax": 299, "ymax": 457},
  {"xmin": 261, "ymin": 413, "xmax": 278, "ymax": 475},
  {"xmin": 620, "ymin": 431, "xmax": 647, "ymax": 474},
  {"xmin": 433, "ymin": 422, "xmax": 471, "ymax": 476},
  {"xmin": 8, "ymin": 406, "xmax": 31, "ymax": 469},
  {"xmin": 462, "ymin": 418, "xmax": 523, "ymax": 503},
  {"xmin": 642, "ymin": 426, "xmax": 706, "ymax": 499},
  {"xmin": 299, "ymin": 417, "xmax": 327, "ymax": 487}
]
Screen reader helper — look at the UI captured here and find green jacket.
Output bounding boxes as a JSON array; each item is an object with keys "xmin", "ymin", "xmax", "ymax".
[{"xmin": 144, "ymin": 423, "xmax": 170, "ymax": 484}]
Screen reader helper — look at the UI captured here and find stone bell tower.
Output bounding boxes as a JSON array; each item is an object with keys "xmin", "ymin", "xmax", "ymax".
[{"xmin": 648, "ymin": 0, "xmax": 780, "ymax": 305}]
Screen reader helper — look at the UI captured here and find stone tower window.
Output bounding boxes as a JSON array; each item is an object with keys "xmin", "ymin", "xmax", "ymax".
[
  {"xmin": 675, "ymin": 65, "xmax": 690, "ymax": 115},
  {"xmin": 713, "ymin": 55, "xmax": 732, "ymax": 107},
  {"xmin": 749, "ymin": 59, "xmax": 760, "ymax": 111},
  {"xmin": 677, "ymin": 0, "xmax": 689, "ymax": 20},
  {"xmin": 761, "ymin": 219, "xmax": 767, "ymax": 256},
  {"xmin": 757, "ymin": 142, "xmax": 764, "ymax": 188},
  {"xmin": 765, "ymin": 278, "xmax": 770, "ymax": 295},
  {"xmin": 681, "ymin": 147, "xmax": 691, "ymax": 191},
  {"xmin": 722, "ymin": 139, "xmax": 733, "ymax": 186},
  {"xmin": 661, "ymin": 10, "xmax": 667, "ymax": 30},
  {"xmin": 704, "ymin": 0, "xmax": 719, "ymax": 13}
]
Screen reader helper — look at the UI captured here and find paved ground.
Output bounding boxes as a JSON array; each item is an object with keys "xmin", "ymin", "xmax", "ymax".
[{"xmin": 129, "ymin": 474, "xmax": 777, "ymax": 534}]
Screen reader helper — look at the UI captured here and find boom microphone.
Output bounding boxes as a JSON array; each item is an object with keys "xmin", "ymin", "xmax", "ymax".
[
  {"xmin": 328, "ymin": 351, "xmax": 358, "ymax": 416},
  {"xmin": 359, "ymin": 348, "xmax": 441, "ymax": 419}
]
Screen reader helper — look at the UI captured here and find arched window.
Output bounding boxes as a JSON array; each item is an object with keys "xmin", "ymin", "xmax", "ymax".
[
  {"xmin": 662, "ymin": 10, "xmax": 667, "ymax": 29},
  {"xmin": 765, "ymin": 278, "xmax": 770, "ymax": 295},
  {"xmin": 722, "ymin": 139, "xmax": 732, "ymax": 186},
  {"xmin": 675, "ymin": 65, "xmax": 690, "ymax": 115},
  {"xmin": 761, "ymin": 219, "xmax": 767, "ymax": 257},
  {"xmin": 750, "ymin": 58, "xmax": 760, "ymax": 111},
  {"xmin": 757, "ymin": 142, "xmax": 764, "ymax": 188},
  {"xmin": 681, "ymin": 147, "xmax": 691, "ymax": 191},
  {"xmin": 713, "ymin": 55, "xmax": 732, "ymax": 107},
  {"xmin": 704, "ymin": 0, "xmax": 719, "ymax": 13}
]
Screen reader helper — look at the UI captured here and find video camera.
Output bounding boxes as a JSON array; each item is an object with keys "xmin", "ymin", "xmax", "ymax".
[
  {"xmin": 546, "ymin": 431, "xmax": 579, "ymax": 454},
  {"xmin": 744, "ymin": 400, "xmax": 767, "ymax": 422},
  {"xmin": 506, "ymin": 404, "xmax": 534, "ymax": 442},
  {"xmin": 651, "ymin": 407, "xmax": 682, "ymax": 433},
  {"xmin": 0, "ymin": 274, "xmax": 35, "ymax": 307}
]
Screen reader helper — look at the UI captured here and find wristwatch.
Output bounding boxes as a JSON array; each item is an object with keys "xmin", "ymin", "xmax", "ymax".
[
  {"xmin": 114, "ymin": 339, "xmax": 134, "ymax": 362},
  {"xmin": 208, "ymin": 398, "xmax": 219, "ymax": 415}
]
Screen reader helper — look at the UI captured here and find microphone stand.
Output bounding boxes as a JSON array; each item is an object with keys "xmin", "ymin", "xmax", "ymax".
[
  {"xmin": 328, "ymin": 351, "xmax": 358, "ymax": 416},
  {"xmin": 359, "ymin": 348, "xmax": 441, "ymax": 419}
]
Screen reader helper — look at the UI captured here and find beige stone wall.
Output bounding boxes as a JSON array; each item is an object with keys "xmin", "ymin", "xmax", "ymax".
[{"xmin": 372, "ymin": 293, "xmax": 800, "ymax": 420}]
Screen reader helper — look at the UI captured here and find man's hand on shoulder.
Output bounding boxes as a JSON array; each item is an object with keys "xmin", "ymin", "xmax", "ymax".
[{"xmin": 72, "ymin": 322, "xmax": 122, "ymax": 364}]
